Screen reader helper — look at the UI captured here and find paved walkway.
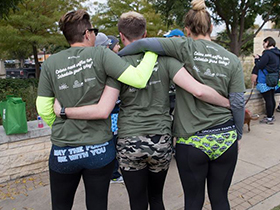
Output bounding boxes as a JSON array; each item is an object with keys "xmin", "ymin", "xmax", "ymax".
[{"xmin": 1, "ymin": 112, "xmax": 280, "ymax": 210}]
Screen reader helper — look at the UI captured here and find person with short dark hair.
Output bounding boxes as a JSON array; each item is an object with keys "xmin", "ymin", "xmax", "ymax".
[
  {"xmin": 36, "ymin": 9, "xmax": 158, "ymax": 209},
  {"xmin": 251, "ymin": 36, "xmax": 280, "ymax": 124}
]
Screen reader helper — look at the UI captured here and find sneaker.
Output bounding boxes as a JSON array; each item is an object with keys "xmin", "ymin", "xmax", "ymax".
[
  {"xmin": 259, "ymin": 117, "xmax": 274, "ymax": 125},
  {"xmin": 276, "ymin": 106, "xmax": 280, "ymax": 112},
  {"xmin": 110, "ymin": 176, "xmax": 124, "ymax": 184}
]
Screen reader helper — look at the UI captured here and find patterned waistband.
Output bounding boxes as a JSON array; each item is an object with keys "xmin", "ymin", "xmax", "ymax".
[{"xmin": 195, "ymin": 119, "xmax": 235, "ymax": 136}]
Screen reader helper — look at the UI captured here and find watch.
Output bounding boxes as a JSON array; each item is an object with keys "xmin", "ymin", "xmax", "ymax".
[{"xmin": 60, "ymin": 107, "xmax": 67, "ymax": 120}]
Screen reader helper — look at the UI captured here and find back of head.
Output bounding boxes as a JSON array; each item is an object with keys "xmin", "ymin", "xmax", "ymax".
[
  {"xmin": 107, "ymin": 35, "xmax": 119, "ymax": 50},
  {"xmin": 264, "ymin": 36, "xmax": 276, "ymax": 48},
  {"xmin": 59, "ymin": 9, "xmax": 91, "ymax": 45},
  {"xmin": 118, "ymin": 11, "xmax": 146, "ymax": 41},
  {"xmin": 95, "ymin": 33, "xmax": 110, "ymax": 46},
  {"xmin": 184, "ymin": 0, "xmax": 212, "ymax": 36}
]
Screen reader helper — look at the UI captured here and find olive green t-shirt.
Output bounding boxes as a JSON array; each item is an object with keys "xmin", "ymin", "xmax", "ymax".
[
  {"xmin": 158, "ymin": 37, "xmax": 245, "ymax": 138},
  {"xmin": 110, "ymin": 54, "xmax": 183, "ymax": 137},
  {"xmin": 38, "ymin": 46, "xmax": 130, "ymax": 147}
]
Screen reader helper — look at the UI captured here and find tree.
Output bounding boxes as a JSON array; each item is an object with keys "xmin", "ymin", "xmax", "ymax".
[
  {"xmin": 91, "ymin": 0, "xmax": 170, "ymax": 39},
  {"xmin": 153, "ymin": 0, "xmax": 280, "ymax": 56},
  {"xmin": 0, "ymin": 0, "xmax": 86, "ymax": 78},
  {"xmin": 0, "ymin": 0, "xmax": 22, "ymax": 19}
]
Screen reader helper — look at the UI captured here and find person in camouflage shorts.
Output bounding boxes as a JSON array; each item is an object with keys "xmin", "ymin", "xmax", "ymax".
[{"xmin": 117, "ymin": 135, "xmax": 173, "ymax": 172}]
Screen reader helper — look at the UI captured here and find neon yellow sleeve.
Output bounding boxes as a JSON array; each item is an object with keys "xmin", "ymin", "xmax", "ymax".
[
  {"xmin": 36, "ymin": 96, "xmax": 56, "ymax": 127},
  {"xmin": 117, "ymin": 51, "xmax": 158, "ymax": 88}
]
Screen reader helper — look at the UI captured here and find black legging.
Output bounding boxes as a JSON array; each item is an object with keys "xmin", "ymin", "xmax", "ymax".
[
  {"xmin": 121, "ymin": 167, "xmax": 168, "ymax": 210},
  {"xmin": 49, "ymin": 160, "xmax": 115, "ymax": 210},
  {"xmin": 175, "ymin": 141, "xmax": 238, "ymax": 210},
  {"xmin": 261, "ymin": 89, "xmax": 276, "ymax": 118}
]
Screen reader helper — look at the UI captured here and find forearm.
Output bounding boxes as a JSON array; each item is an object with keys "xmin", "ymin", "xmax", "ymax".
[
  {"xmin": 118, "ymin": 38, "xmax": 166, "ymax": 57},
  {"xmin": 118, "ymin": 51, "xmax": 158, "ymax": 88},
  {"xmin": 196, "ymin": 86, "xmax": 230, "ymax": 108},
  {"xmin": 65, "ymin": 105, "xmax": 108, "ymax": 120},
  {"xmin": 229, "ymin": 92, "xmax": 245, "ymax": 140},
  {"xmin": 60, "ymin": 86, "xmax": 119, "ymax": 120},
  {"xmin": 173, "ymin": 68, "xmax": 230, "ymax": 108},
  {"xmin": 36, "ymin": 96, "xmax": 56, "ymax": 127}
]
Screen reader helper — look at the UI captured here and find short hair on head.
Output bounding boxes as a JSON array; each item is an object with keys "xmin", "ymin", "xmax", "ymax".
[
  {"xmin": 184, "ymin": 0, "xmax": 212, "ymax": 36},
  {"xmin": 264, "ymin": 36, "xmax": 276, "ymax": 48},
  {"xmin": 118, "ymin": 11, "xmax": 146, "ymax": 41},
  {"xmin": 59, "ymin": 9, "xmax": 92, "ymax": 44}
]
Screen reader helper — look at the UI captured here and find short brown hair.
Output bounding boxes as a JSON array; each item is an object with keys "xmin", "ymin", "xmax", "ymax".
[
  {"xmin": 59, "ymin": 9, "xmax": 92, "ymax": 44},
  {"xmin": 184, "ymin": 0, "xmax": 212, "ymax": 36},
  {"xmin": 118, "ymin": 11, "xmax": 146, "ymax": 41}
]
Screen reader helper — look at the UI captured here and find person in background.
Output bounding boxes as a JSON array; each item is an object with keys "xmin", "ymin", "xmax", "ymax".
[
  {"xmin": 36, "ymin": 9, "xmax": 158, "ymax": 210},
  {"xmin": 108, "ymin": 35, "xmax": 121, "ymax": 53},
  {"xmin": 94, "ymin": 32, "xmax": 111, "ymax": 46},
  {"xmin": 95, "ymin": 33, "xmax": 124, "ymax": 183},
  {"xmin": 118, "ymin": 0, "xmax": 245, "ymax": 209},
  {"xmin": 251, "ymin": 36, "xmax": 280, "ymax": 124},
  {"xmin": 163, "ymin": 29, "xmax": 185, "ymax": 38},
  {"xmin": 53, "ymin": 10, "xmax": 231, "ymax": 210}
]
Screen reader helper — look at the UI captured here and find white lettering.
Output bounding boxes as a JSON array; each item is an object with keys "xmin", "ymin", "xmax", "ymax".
[
  {"xmin": 54, "ymin": 149, "xmax": 67, "ymax": 156},
  {"xmin": 90, "ymin": 147, "xmax": 106, "ymax": 156},
  {"xmin": 68, "ymin": 146, "xmax": 84, "ymax": 155},
  {"xmin": 57, "ymin": 156, "xmax": 68, "ymax": 162},
  {"xmin": 57, "ymin": 71, "xmax": 73, "ymax": 79},
  {"xmin": 69, "ymin": 152, "xmax": 89, "ymax": 161}
]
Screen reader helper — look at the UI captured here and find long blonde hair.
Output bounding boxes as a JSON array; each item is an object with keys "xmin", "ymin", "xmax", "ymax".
[{"xmin": 184, "ymin": 0, "xmax": 211, "ymax": 36}]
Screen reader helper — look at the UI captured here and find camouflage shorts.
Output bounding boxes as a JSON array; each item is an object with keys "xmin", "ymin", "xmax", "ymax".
[{"xmin": 116, "ymin": 134, "xmax": 173, "ymax": 173}]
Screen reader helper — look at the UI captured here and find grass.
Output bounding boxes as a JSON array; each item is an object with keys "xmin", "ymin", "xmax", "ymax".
[{"xmin": 271, "ymin": 205, "xmax": 280, "ymax": 210}]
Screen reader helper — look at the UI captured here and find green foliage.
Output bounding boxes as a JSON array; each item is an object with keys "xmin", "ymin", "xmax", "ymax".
[
  {"xmin": 271, "ymin": 205, "xmax": 280, "ymax": 210},
  {"xmin": 153, "ymin": 0, "xmax": 280, "ymax": 56},
  {"xmin": 0, "ymin": 0, "xmax": 86, "ymax": 77},
  {"xmin": 215, "ymin": 30, "xmax": 254, "ymax": 56},
  {"xmin": 91, "ymin": 0, "xmax": 169, "ymax": 38},
  {"xmin": 152, "ymin": 0, "xmax": 190, "ymax": 28},
  {"xmin": 0, "ymin": 78, "xmax": 38, "ymax": 125},
  {"xmin": 0, "ymin": 0, "xmax": 22, "ymax": 19}
]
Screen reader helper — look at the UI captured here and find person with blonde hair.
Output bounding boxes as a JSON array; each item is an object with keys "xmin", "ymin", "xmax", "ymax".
[
  {"xmin": 118, "ymin": 0, "xmax": 245, "ymax": 209},
  {"xmin": 53, "ymin": 9, "xmax": 232, "ymax": 210},
  {"xmin": 36, "ymin": 9, "xmax": 158, "ymax": 210}
]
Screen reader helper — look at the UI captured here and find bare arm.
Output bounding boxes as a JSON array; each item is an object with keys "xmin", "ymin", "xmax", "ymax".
[
  {"xmin": 173, "ymin": 67, "xmax": 230, "ymax": 108},
  {"xmin": 54, "ymin": 86, "xmax": 120, "ymax": 120}
]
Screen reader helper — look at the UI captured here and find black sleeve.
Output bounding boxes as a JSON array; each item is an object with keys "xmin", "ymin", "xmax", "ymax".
[
  {"xmin": 229, "ymin": 92, "xmax": 245, "ymax": 140},
  {"xmin": 254, "ymin": 52, "xmax": 269, "ymax": 70},
  {"xmin": 118, "ymin": 38, "xmax": 166, "ymax": 57}
]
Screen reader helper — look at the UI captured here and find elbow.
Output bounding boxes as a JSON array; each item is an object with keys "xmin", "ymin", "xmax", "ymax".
[
  {"xmin": 192, "ymin": 90, "xmax": 203, "ymax": 99},
  {"xmin": 98, "ymin": 110, "xmax": 111, "ymax": 119}
]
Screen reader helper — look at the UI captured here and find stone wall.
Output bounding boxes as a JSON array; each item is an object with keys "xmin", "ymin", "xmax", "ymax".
[
  {"xmin": 0, "ymin": 121, "xmax": 51, "ymax": 183},
  {"xmin": 245, "ymin": 89, "xmax": 280, "ymax": 115}
]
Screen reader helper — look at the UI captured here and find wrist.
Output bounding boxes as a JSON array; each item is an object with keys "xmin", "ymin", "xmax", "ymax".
[{"xmin": 60, "ymin": 107, "xmax": 67, "ymax": 120}]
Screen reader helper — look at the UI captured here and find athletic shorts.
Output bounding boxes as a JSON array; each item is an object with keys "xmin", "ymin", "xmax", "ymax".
[
  {"xmin": 177, "ymin": 119, "xmax": 237, "ymax": 160},
  {"xmin": 49, "ymin": 139, "xmax": 116, "ymax": 174},
  {"xmin": 116, "ymin": 134, "xmax": 173, "ymax": 173}
]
